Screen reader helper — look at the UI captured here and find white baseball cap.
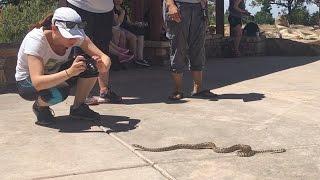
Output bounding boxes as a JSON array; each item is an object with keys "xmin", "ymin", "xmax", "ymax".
[{"xmin": 52, "ymin": 7, "xmax": 86, "ymax": 39}]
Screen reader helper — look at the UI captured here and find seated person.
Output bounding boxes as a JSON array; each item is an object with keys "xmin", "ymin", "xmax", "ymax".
[
  {"xmin": 112, "ymin": 25, "xmax": 127, "ymax": 49},
  {"xmin": 110, "ymin": 25, "xmax": 134, "ymax": 63},
  {"xmin": 113, "ymin": 0, "xmax": 150, "ymax": 67},
  {"xmin": 15, "ymin": 7, "xmax": 110, "ymax": 125},
  {"xmin": 109, "ymin": 41, "xmax": 134, "ymax": 63}
]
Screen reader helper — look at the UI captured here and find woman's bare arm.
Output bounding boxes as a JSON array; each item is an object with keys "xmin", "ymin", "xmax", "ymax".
[{"xmin": 28, "ymin": 55, "xmax": 72, "ymax": 90}]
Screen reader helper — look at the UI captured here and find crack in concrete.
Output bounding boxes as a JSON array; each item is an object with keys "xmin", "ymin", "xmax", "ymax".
[
  {"xmin": 32, "ymin": 164, "xmax": 149, "ymax": 180},
  {"xmin": 96, "ymin": 125, "xmax": 177, "ymax": 180}
]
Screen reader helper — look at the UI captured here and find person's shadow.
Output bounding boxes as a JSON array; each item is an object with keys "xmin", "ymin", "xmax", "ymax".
[{"xmin": 44, "ymin": 115, "xmax": 140, "ymax": 133}]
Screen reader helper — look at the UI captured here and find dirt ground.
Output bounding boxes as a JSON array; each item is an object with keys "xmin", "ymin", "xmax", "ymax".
[{"xmin": 221, "ymin": 24, "xmax": 320, "ymax": 43}]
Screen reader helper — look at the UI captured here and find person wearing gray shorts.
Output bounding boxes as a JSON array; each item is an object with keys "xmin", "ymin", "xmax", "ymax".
[{"xmin": 163, "ymin": 0, "xmax": 217, "ymax": 100}]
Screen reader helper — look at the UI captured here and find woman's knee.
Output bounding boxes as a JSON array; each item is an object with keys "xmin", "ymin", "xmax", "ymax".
[
  {"xmin": 120, "ymin": 30, "xmax": 126, "ymax": 37},
  {"xmin": 126, "ymin": 31, "xmax": 137, "ymax": 41},
  {"xmin": 100, "ymin": 57, "xmax": 111, "ymax": 74},
  {"xmin": 16, "ymin": 78, "xmax": 38, "ymax": 101}
]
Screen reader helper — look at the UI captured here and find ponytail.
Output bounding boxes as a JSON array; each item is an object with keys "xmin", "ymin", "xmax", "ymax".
[{"xmin": 29, "ymin": 13, "xmax": 54, "ymax": 31}]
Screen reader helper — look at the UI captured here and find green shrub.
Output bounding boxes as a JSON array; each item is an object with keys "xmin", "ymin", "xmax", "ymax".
[
  {"xmin": 289, "ymin": 6, "xmax": 310, "ymax": 25},
  {"xmin": 0, "ymin": 0, "xmax": 57, "ymax": 43},
  {"xmin": 309, "ymin": 12, "xmax": 320, "ymax": 26}
]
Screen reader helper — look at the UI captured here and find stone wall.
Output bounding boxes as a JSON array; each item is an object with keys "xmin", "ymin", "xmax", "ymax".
[
  {"xmin": 144, "ymin": 40, "xmax": 170, "ymax": 66},
  {"xmin": 0, "ymin": 43, "xmax": 19, "ymax": 86},
  {"xmin": 205, "ymin": 34, "xmax": 266, "ymax": 58},
  {"xmin": 144, "ymin": 35, "xmax": 267, "ymax": 63}
]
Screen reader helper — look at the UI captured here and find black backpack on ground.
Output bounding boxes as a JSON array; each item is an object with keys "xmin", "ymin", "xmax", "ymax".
[{"xmin": 243, "ymin": 22, "xmax": 260, "ymax": 37}]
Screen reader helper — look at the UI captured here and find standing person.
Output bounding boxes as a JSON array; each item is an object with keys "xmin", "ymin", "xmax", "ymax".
[
  {"xmin": 163, "ymin": 0, "xmax": 217, "ymax": 100},
  {"xmin": 15, "ymin": 7, "xmax": 108, "ymax": 126},
  {"xmin": 228, "ymin": 0, "xmax": 250, "ymax": 57},
  {"xmin": 66, "ymin": 0, "xmax": 123, "ymax": 104}
]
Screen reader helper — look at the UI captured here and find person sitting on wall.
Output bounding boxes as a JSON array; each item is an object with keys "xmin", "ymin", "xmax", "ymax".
[{"xmin": 113, "ymin": 0, "xmax": 151, "ymax": 67}]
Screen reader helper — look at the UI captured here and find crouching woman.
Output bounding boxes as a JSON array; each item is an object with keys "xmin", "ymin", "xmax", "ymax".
[{"xmin": 15, "ymin": 7, "xmax": 111, "ymax": 126}]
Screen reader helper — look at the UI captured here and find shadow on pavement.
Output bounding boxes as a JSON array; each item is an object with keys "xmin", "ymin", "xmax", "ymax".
[
  {"xmin": 43, "ymin": 115, "xmax": 140, "ymax": 133},
  {"xmin": 2, "ymin": 57, "xmax": 318, "ymax": 106},
  {"xmin": 108, "ymin": 57, "xmax": 318, "ymax": 104}
]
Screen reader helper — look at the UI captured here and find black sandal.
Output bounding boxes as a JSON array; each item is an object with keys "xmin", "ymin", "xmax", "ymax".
[{"xmin": 168, "ymin": 91, "xmax": 184, "ymax": 100}]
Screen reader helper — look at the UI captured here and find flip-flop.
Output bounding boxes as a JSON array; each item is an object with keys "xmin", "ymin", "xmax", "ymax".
[
  {"xmin": 168, "ymin": 91, "xmax": 184, "ymax": 100},
  {"xmin": 191, "ymin": 89, "xmax": 218, "ymax": 98}
]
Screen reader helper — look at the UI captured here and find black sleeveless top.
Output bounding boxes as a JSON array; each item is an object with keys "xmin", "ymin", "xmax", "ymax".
[
  {"xmin": 114, "ymin": 7, "xmax": 129, "ymax": 28},
  {"xmin": 229, "ymin": 0, "xmax": 246, "ymax": 18}
]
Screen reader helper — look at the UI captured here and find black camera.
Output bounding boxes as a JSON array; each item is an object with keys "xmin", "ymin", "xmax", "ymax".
[{"xmin": 79, "ymin": 54, "xmax": 99, "ymax": 78}]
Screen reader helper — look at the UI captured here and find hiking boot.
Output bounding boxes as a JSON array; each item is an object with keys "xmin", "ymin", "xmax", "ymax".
[
  {"xmin": 135, "ymin": 59, "xmax": 151, "ymax": 67},
  {"xmin": 70, "ymin": 103, "xmax": 100, "ymax": 121},
  {"xmin": 32, "ymin": 102, "xmax": 55, "ymax": 126},
  {"xmin": 98, "ymin": 90, "xmax": 123, "ymax": 104}
]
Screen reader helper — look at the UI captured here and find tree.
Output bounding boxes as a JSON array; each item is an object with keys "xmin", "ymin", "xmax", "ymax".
[
  {"xmin": 224, "ymin": 10, "xmax": 229, "ymax": 24},
  {"xmin": 207, "ymin": 1, "xmax": 216, "ymax": 25},
  {"xmin": 254, "ymin": 1, "xmax": 275, "ymax": 24},
  {"xmin": 310, "ymin": 0, "xmax": 320, "ymax": 26},
  {"xmin": 309, "ymin": 11, "xmax": 320, "ymax": 25},
  {"xmin": 0, "ymin": 0, "xmax": 57, "ymax": 43},
  {"xmin": 289, "ymin": 5, "xmax": 310, "ymax": 25},
  {"xmin": 251, "ymin": 0, "xmax": 309, "ymax": 23}
]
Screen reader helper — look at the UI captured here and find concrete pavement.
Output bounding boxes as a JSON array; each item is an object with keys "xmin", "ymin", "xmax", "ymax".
[{"xmin": 0, "ymin": 56, "xmax": 319, "ymax": 179}]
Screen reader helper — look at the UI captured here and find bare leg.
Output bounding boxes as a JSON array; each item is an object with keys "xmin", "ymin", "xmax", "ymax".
[
  {"xmin": 119, "ymin": 30, "xmax": 127, "ymax": 48},
  {"xmin": 172, "ymin": 73, "xmax": 183, "ymax": 93},
  {"xmin": 233, "ymin": 24, "xmax": 242, "ymax": 56},
  {"xmin": 191, "ymin": 71, "xmax": 202, "ymax": 93},
  {"xmin": 136, "ymin": 35, "xmax": 144, "ymax": 60},
  {"xmin": 97, "ymin": 57, "xmax": 111, "ymax": 94},
  {"xmin": 74, "ymin": 77, "xmax": 97, "ymax": 107},
  {"xmin": 112, "ymin": 28, "xmax": 121, "ymax": 46},
  {"xmin": 109, "ymin": 43, "xmax": 134, "ymax": 61},
  {"xmin": 126, "ymin": 31, "xmax": 138, "ymax": 59},
  {"xmin": 110, "ymin": 41, "xmax": 130, "ymax": 54},
  {"xmin": 36, "ymin": 97, "xmax": 50, "ymax": 107}
]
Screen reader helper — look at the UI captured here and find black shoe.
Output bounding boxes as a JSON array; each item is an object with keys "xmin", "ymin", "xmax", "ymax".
[
  {"xmin": 70, "ymin": 103, "xmax": 100, "ymax": 121},
  {"xmin": 135, "ymin": 59, "xmax": 151, "ymax": 67},
  {"xmin": 32, "ymin": 102, "xmax": 55, "ymax": 126},
  {"xmin": 98, "ymin": 90, "xmax": 123, "ymax": 104}
]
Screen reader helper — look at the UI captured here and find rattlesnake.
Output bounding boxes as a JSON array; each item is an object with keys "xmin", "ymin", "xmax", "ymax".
[{"xmin": 132, "ymin": 142, "xmax": 286, "ymax": 157}]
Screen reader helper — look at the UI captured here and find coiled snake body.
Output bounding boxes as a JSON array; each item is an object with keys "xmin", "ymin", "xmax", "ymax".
[{"xmin": 132, "ymin": 142, "xmax": 286, "ymax": 157}]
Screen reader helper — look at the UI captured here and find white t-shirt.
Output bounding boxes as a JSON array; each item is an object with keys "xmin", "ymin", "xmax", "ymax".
[
  {"xmin": 15, "ymin": 28, "xmax": 82, "ymax": 81},
  {"xmin": 67, "ymin": 0, "xmax": 114, "ymax": 13}
]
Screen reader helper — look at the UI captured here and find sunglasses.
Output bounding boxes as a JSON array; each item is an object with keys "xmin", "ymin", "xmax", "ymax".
[{"xmin": 54, "ymin": 20, "xmax": 87, "ymax": 29}]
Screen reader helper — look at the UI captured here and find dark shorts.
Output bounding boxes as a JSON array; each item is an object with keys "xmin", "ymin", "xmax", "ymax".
[
  {"xmin": 121, "ymin": 23, "xmax": 147, "ymax": 36},
  {"xmin": 163, "ymin": 1, "xmax": 206, "ymax": 73},
  {"xmin": 16, "ymin": 77, "xmax": 71, "ymax": 105},
  {"xmin": 67, "ymin": 2, "xmax": 114, "ymax": 55},
  {"xmin": 16, "ymin": 59, "xmax": 97, "ymax": 105},
  {"xmin": 228, "ymin": 15, "xmax": 242, "ymax": 28}
]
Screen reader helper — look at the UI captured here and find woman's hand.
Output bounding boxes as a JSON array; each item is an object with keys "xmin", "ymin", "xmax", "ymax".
[
  {"xmin": 67, "ymin": 55, "xmax": 86, "ymax": 77},
  {"xmin": 91, "ymin": 55, "xmax": 104, "ymax": 73},
  {"xmin": 167, "ymin": 4, "xmax": 181, "ymax": 23},
  {"xmin": 119, "ymin": 8, "xmax": 125, "ymax": 15}
]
